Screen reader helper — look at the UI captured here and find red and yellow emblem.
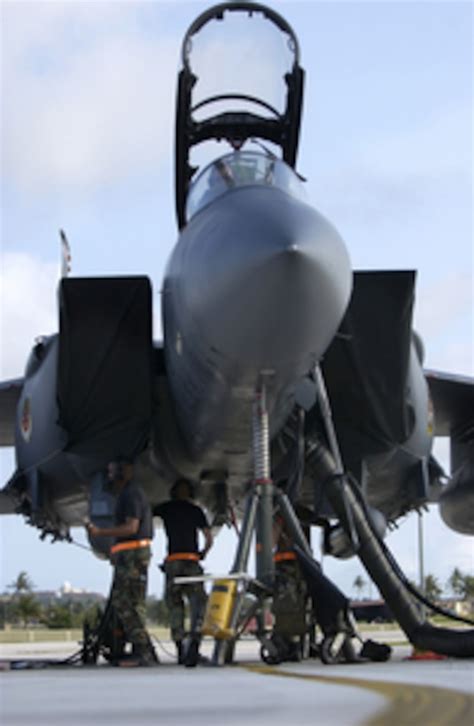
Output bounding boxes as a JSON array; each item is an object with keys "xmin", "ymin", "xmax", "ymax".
[{"xmin": 20, "ymin": 397, "xmax": 32, "ymax": 442}]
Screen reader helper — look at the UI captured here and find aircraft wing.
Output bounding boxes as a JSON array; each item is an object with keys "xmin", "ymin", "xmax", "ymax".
[
  {"xmin": 425, "ymin": 369, "xmax": 474, "ymax": 438},
  {"xmin": 0, "ymin": 377, "xmax": 23, "ymax": 446}
]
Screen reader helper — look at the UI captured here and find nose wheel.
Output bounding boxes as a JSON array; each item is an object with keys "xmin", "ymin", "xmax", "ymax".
[{"xmin": 320, "ymin": 633, "xmax": 358, "ymax": 664}]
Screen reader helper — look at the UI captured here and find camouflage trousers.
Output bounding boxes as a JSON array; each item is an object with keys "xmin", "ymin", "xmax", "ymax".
[
  {"xmin": 273, "ymin": 561, "xmax": 308, "ymax": 637},
  {"xmin": 111, "ymin": 547, "xmax": 154, "ymax": 654},
  {"xmin": 164, "ymin": 560, "xmax": 207, "ymax": 642}
]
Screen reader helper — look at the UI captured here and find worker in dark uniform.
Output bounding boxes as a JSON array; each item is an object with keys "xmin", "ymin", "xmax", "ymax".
[
  {"xmin": 86, "ymin": 458, "xmax": 157, "ymax": 667},
  {"xmin": 153, "ymin": 478, "xmax": 213, "ymax": 666}
]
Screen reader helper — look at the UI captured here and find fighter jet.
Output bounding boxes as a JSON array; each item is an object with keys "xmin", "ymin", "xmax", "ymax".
[{"xmin": 1, "ymin": 2, "xmax": 473, "ymax": 659}]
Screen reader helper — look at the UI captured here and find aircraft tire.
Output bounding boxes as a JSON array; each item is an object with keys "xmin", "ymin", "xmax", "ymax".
[{"xmin": 320, "ymin": 634, "xmax": 345, "ymax": 664}]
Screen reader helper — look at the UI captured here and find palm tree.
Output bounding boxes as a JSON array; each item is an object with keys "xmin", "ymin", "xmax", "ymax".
[
  {"xmin": 8, "ymin": 571, "xmax": 34, "ymax": 594},
  {"xmin": 12, "ymin": 593, "xmax": 42, "ymax": 628},
  {"xmin": 353, "ymin": 575, "xmax": 367, "ymax": 600},
  {"xmin": 8, "ymin": 572, "xmax": 42, "ymax": 628},
  {"xmin": 459, "ymin": 574, "xmax": 474, "ymax": 601},
  {"xmin": 424, "ymin": 574, "xmax": 442, "ymax": 601},
  {"xmin": 447, "ymin": 567, "xmax": 464, "ymax": 597}
]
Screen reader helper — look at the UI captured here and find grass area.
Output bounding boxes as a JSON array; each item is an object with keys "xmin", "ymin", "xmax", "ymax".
[
  {"xmin": 3, "ymin": 619, "xmax": 468, "ymax": 645},
  {"xmin": 0, "ymin": 625, "xmax": 407, "ymax": 644},
  {"xmin": 0, "ymin": 628, "xmax": 83, "ymax": 644},
  {"xmin": 0, "ymin": 626, "xmax": 170, "ymax": 644}
]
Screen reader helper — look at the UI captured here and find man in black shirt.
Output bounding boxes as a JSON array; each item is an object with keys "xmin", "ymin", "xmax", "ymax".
[
  {"xmin": 87, "ymin": 459, "xmax": 157, "ymax": 667},
  {"xmin": 154, "ymin": 478, "xmax": 213, "ymax": 665}
]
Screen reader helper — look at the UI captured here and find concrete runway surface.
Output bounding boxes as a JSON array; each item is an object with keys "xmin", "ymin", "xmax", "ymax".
[{"xmin": 1, "ymin": 636, "xmax": 473, "ymax": 726}]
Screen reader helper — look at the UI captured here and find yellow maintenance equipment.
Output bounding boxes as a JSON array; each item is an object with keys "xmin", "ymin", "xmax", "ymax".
[{"xmin": 201, "ymin": 579, "xmax": 237, "ymax": 639}]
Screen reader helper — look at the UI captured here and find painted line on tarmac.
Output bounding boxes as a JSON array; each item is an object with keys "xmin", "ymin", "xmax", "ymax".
[{"xmin": 242, "ymin": 664, "xmax": 474, "ymax": 726}]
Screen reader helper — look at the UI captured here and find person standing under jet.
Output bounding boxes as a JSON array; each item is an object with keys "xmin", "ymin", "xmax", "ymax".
[
  {"xmin": 270, "ymin": 517, "xmax": 309, "ymax": 663},
  {"xmin": 153, "ymin": 478, "xmax": 213, "ymax": 666},
  {"xmin": 87, "ymin": 458, "xmax": 157, "ymax": 667}
]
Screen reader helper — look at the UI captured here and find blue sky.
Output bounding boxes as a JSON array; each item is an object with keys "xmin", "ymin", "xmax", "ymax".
[{"xmin": 0, "ymin": 1, "xmax": 472, "ymax": 599}]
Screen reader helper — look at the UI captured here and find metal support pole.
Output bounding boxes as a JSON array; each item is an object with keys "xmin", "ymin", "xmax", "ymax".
[
  {"xmin": 313, "ymin": 364, "xmax": 359, "ymax": 551},
  {"xmin": 213, "ymin": 383, "xmax": 276, "ymax": 664},
  {"xmin": 211, "ymin": 490, "xmax": 259, "ymax": 666},
  {"xmin": 313, "ymin": 364, "xmax": 344, "ymax": 474},
  {"xmin": 230, "ymin": 491, "xmax": 259, "ymax": 574},
  {"xmin": 418, "ymin": 510, "xmax": 426, "ymax": 619},
  {"xmin": 253, "ymin": 385, "xmax": 274, "ymax": 588}
]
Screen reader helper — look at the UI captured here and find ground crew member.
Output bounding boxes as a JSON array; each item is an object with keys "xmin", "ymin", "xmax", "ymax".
[
  {"xmin": 269, "ymin": 517, "xmax": 309, "ymax": 663},
  {"xmin": 153, "ymin": 478, "xmax": 213, "ymax": 666},
  {"xmin": 86, "ymin": 458, "xmax": 157, "ymax": 667}
]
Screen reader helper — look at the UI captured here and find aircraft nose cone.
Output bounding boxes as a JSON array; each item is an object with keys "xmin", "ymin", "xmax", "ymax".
[{"xmin": 166, "ymin": 185, "xmax": 352, "ymax": 371}]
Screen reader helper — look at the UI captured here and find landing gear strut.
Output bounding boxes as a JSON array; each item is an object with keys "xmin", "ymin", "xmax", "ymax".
[{"xmin": 211, "ymin": 383, "xmax": 321, "ymax": 665}]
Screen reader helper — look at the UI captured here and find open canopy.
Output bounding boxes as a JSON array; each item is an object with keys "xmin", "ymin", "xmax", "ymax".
[{"xmin": 175, "ymin": 2, "xmax": 305, "ymax": 228}]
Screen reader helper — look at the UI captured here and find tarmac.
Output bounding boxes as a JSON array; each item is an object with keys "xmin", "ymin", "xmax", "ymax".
[{"xmin": 0, "ymin": 632, "xmax": 473, "ymax": 726}]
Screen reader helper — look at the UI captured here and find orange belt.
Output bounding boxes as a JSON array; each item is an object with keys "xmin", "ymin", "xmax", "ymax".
[
  {"xmin": 166, "ymin": 552, "xmax": 200, "ymax": 562},
  {"xmin": 110, "ymin": 539, "xmax": 152, "ymax": 555},
  {"xmin": 274, "ymin": 551, "xmax": 297, "ymax": 562}
]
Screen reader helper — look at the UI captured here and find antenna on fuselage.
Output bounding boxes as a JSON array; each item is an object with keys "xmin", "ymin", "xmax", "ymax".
[{"xmin": 60, "ymin": 229, "xmax": 72, "ymax": 278}]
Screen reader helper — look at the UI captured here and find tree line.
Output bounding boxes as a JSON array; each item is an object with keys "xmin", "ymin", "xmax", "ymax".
[
  {"xmin": 1, "ymin": 572, "xmax": 170, "ymax": 629},
  {"xmin": 4, "ymin": 567, "xmax": 473, "ymax": 629},
  {"xmin": 353, "ymin": 567, "xmax": 474, "ymax": 601}
]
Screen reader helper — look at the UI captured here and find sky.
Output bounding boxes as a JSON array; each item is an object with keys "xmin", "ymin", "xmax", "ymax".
[{"xmin": 0, "ymin": 0, "xmax": 472, "ymax": 601}]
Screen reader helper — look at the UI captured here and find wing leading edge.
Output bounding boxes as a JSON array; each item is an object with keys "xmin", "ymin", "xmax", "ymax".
[{"xmin": 425, "ymin": 369, "xmax": 474, "ymax": 439}]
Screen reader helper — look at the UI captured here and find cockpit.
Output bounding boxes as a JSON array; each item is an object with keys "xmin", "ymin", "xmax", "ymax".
[{"xmin": 186, "ymin": 151, "xmax": 307, "ymax": 220}]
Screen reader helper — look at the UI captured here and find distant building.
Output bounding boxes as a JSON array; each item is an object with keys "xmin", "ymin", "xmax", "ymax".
[
  {"xmin": 34, "ymin": 589, "xmax": 105, "ymax": 607},
  {"xmin": 439, "ymin": 597, "xmax": 472, "ymax": 618}
]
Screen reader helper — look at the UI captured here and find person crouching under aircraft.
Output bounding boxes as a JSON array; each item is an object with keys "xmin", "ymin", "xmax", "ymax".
[
  {"xmin": 154, "ymin": 478, "xmax": 213, "ymax": 667},
  {"xmin": 86, "ymin": 458, "xmax": 158, "ymax": 667}
]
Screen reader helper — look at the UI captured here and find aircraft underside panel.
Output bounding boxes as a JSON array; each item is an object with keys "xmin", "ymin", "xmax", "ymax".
[
  {"xmin": 57, "ymin": 276, "xmax": 153, "ymax": 466},
  {"xmin": 320, "ymin": 270, "xmax": 416, "ymax": 467}
]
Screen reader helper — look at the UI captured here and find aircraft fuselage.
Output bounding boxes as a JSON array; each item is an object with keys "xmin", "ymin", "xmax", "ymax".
[{"xmin": 161, "ymin": 181, "xmax": 352, "ymax": 481}]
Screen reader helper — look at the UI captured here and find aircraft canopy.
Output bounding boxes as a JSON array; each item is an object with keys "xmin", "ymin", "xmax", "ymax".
[
  {"xmin": 186, "ymin": 151, "xmax": 306, "ymax": 219},
  {"xmin": 175, "ymin": 2, "xmax": 304, "ymax": 228}
]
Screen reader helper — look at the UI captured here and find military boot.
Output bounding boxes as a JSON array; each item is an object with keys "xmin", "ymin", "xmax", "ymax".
[
  {"xmin": 184, "ymin": 636, "xmax": 200, "ymax": 668},
  {"xmin": 176, "ymin": 640, "xmax": 185, "ymax": 665}
]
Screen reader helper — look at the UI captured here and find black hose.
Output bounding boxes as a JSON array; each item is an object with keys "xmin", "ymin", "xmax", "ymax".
[
  {"xmin": 4, "ymin": 645, "xmax": 85, "ymax": 670},
  {"xmin": 306, "ymin": 437, "xmax": 474, "ymax": 657},
  {"xmin": 345, "ymin": 473, "xmax": 474, "ymax": 627}
]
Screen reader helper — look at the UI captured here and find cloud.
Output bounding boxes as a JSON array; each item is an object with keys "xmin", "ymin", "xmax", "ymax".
[
  {"xmin": 0, "ymin": 253, "xmax": 59, "ymax": 379},
  {"xmin": 413, "ymin": 273, "xmax": 473, "ymax": 375},
  {"xmin": 310, "ymin": 102, "xmax": 472, "ymax": 240},
  {"xmin": 414, "ymin": 273, "xmax": 472, "ymax": 336},
  {"xmin": 361, "ymin": 105, "xmax": 472, "ymax": 180},
  {"xmin": 2, "ymin": 1, "xmax": 305, "ymax": 194},
  {"xmin": 306, "ymin": 101, "xmax": 473, "ymax": 378},
  {"xmin": 0, "ymin": 250, "xmax": 164, "ymax": 378},
  {"xmin": 2, "ymin": 2, "xmax": 179, "ymax": 192}
]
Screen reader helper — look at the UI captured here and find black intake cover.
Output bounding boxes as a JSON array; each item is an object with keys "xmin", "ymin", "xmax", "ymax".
[
  {"xmin": 321, "ymin": 270, "xmax": 416, "ymax": 460},
  {"xmin": 58, "ymin": 277, "xmax": 153, "ymax": 461}
]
